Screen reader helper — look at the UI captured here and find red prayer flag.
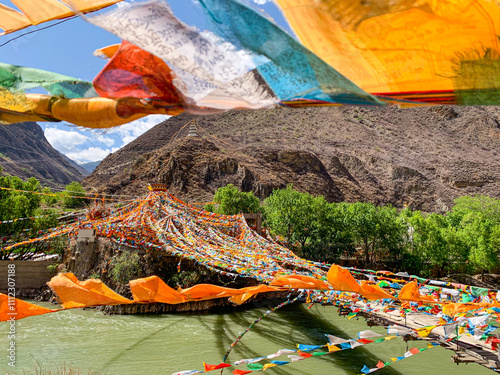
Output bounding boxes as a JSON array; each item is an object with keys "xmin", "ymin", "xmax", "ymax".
[
  {"xmin": 357, "ymin": 339, "xmax": 374, "ymax": 345},
  {"xmin": 204, "ymin": 363, "xmax": 232, "ymax": 371},
  {"xmin": 233, "ymin": 370, "xmax": 253, "ymax": 375},
  {"xmin": 409, "ymin": 347, "xmax": 420, "ymax": 355},
  {"xmin": 376, "ymin": 360, "xmax": 385, "ymax": 369},
  {"xmin": 298, "ymin": 352, "xmax": 313, "ymax": 358}
]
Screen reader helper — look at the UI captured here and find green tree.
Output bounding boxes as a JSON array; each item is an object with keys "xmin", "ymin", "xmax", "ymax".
[
  {"xmin": 450, "ymin": 195, "xmax": 500, "ymax": 224},
  {"xmin": 210, "ymin": 184, "xmax": 260, "ymax": 215},
  {"xmin": 0, "ymin": 172, "xmax": 63, "ymax": 260},
  {"xmin": 347, "ymin": 202, "xmax": 407, "ymax": 266},
  {"xmin": 263, "ymin": 185, "xmax": 351, "ymax": 261},
  {"xmin": 263, "ymin": 185, "xmax": 316, "ymax": 246},
  {"xmin": 458, "ymin": 212, "xmax": 499, "ymax": 278},
  {"xmin": 62, "ymin": 181, "xmax": 86, "ymax": 208},
  {"xmin": 405, "ymin": 211, "xmax": 468, "ymax": 277},
  {"xmin": 41, "ymin": 186, "xmax": 60, "ymax": 206},
  {"xmin": 301, "ymin": 202, "xmax": 355, "ymax": 263}
]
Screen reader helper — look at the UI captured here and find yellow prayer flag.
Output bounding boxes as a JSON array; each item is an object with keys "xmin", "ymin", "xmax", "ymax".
[
  {"xmin": 263, "ymin": 364, "xmax": 277, "ymax": 371},
  {"xmin": 416, "ymin": 325, "xmax": 436, "ymax": 338},
  {"xmin": 328, "ymin": 344, "xmax": 341, "ymax": 352}
]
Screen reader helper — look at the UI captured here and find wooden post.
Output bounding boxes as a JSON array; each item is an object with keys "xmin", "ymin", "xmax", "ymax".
[{"xmin": 242, "ymin": 212, "xmax": 262, "ymax": 235}]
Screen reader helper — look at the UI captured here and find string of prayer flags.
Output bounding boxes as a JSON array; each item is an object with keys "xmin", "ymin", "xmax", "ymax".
[
  {"xmin": 360, "ymin": 343, "xmax": 439, "ymax": 373},
  {"xmin": 174, "ymin": 332, "xmax": 402, "ymax": 374}
]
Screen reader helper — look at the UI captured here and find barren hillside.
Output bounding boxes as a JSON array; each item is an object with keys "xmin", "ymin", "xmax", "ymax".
[{"xmin": 84, "ymin": 105, "xmax": 500, "ymax": 212}]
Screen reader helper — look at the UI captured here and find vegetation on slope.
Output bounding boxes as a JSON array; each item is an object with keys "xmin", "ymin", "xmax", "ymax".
[{"xmin": 209, "ymin": 184, "xmax": 500, "ymax": 278}]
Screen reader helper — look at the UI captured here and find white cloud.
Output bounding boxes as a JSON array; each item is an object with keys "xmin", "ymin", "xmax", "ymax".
[
  {"xmin": 95, "ymin": 134, "xmax": 115, "ymax": 147},
  {"xmin": 65, "ymin": 147, "xmax": 114, "ymax": 163},
  {"xmin": 44, "ymin": 127, "xmax": 89, "ymax": 153},
  {"xmin": 43, "ymin": 115, "xmax": 167, "ymax": 164},
  {"xmin": 109, "ymin": 115, "xmax": 169, "ymax": 147},
  {"xmin": 252, "ymin": 0, "xmax": 271, "ymax": 4}
]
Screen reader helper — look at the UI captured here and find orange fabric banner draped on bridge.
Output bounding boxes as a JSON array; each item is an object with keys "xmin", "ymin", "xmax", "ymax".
[
  {"xmin": 47, "ymin": 272, "xmax": 133, "ymax": 308},
  {"xmin": 0, "ymin": 293, "xmax": 56, "ymax": 321},
  {"xmin": 398, "ymin": 281, "xmax": 435, "ymax": 302},
  {"xmin": 327, "ymin": 265, "xmax": 362, "ymax": 294},
  {"xmin": 270, "ymin": 275, "xmax": 330, "ymax": 290},
  {"xmin": 130, "ymin": 276, "xmax": 187, "ymax": 304},
  {"xmin": 360, "ymin": 282, "xmax": 395, "ymax": 301}
]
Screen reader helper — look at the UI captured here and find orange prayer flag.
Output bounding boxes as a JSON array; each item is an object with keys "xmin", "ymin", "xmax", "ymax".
[
  {"xmin": 93, "ymin": 40, "xmax": 184, "ymax": 106},
  {"xmin": 47, "ymin": 273, "xmax": 133, "ymax": 309},
  {"xmin": 327, "ymin": 265, "xmax": 362, "ymax": 294},
  {"xmin": 398, "ymin": 281, "xmax": 434, "ymax": 302},
  {"xmin": 409, "ymin": 347, "xmax": 420, "ymax": 355},
  {"xmin": 180, "ymin": 284, "xmax": 244, "ymax": 300}
]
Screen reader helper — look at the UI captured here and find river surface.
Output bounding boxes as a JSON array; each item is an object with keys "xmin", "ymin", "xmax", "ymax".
[{"xmin": 0, "ymin": 301, "xmax": 491, "ymax": 375}]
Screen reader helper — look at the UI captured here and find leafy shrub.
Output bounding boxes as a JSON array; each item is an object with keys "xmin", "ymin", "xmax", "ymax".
[{"xmin": 110, "ymin": 252, "xmax": 141, "ymax": 283}]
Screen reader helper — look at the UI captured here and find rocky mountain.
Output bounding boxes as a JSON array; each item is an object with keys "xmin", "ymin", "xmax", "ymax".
[
  {"xmin": 84, "ymin": 106, "xmax": 500, "ymax": 212},
  {"xmin": 0, "ymin": 122, "xmax": 88, "ymax": 187}
]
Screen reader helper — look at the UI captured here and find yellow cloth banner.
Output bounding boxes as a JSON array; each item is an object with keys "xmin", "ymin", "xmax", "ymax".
[{"xmin": 275, "ymin": 0, "xmax": 500, "ymax": 102}]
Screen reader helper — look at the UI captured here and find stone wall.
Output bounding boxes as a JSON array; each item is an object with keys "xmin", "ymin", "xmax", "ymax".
[{"xmin": 0, "ymin": 260, "xmax": 57, "ymax": 295}]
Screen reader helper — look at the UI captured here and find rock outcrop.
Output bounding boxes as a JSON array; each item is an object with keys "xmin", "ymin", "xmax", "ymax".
[{"xmin": 84, "ymin": 106, "xmax": 500, "ymax": 212}]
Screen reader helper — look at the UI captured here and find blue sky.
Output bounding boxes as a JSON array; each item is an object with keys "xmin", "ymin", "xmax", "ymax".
[{"xmin": 0, "ymin": 0, "xmax": 292, "ymax": 163}]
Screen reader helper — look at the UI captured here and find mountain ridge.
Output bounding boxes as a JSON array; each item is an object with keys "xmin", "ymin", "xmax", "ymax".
[
  {"xmin": 83, "ymin": 105, "xmax": 500, "ymax": 212},
  {"xmin": 0, "ymin": 122, "xmax": 88, "ymax": 187}
]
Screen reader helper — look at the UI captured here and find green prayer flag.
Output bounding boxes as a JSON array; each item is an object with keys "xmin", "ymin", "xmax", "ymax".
[
  {"xmin": 313, "ymin": 351, "xmax": 329, "ymax": 356},
  {"xmin": 247, "ymin": 363, "xmax": 264, "ymax": 371},
  {"xmin": 0, "ymin": 63, "xmax": 96, "ymax": 98}
]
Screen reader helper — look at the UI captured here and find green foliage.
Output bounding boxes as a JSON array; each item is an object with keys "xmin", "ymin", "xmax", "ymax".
[
  {"xmin": 404, "ymin": 211, "xmax": 468, "ymax": 277},
  {"xmin": 41, "ymin": 186, "xmax": 60, "ymax": 206},
  {"xmin": 62, "ymin": 181, "xmax": 86, "ymax": 208},
  {"xmin": 345, "ymin": 203, "xmax": 407, "ymax": 266},
  {"xmin": 263, "ymin": 185, "xmax": 353, "ymax": 262},
  {"xmin": 169, "ymin": 269, "xmax": 212, "ymax": 288},
  {"xmin": 451, "ymin": 195, "xmax": 500, "ymax": 224},
  {"xmin": 47, "ymin": 263, "xmax": 59, "ymax": 272},
  {"xmin": 212, "ymin": 184, "xmax": 260, "ymax": 215},
  {"xmin": 110, "ymin": 252, "xmax": 141, "ymax": 283}
]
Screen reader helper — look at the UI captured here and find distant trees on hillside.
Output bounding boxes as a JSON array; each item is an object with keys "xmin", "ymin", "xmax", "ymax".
[
  {"xmin": 207, "ymin": 184, "xmax": 500, "ymax": 277},
  {"xmin": 0, "ymin": 170, "xmax": 86, "ymax": 259}
]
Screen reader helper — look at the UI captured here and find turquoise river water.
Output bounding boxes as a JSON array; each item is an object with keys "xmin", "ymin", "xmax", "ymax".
[{"xmin": 0, "ymin": 301, "xmax": 492, "ymax": 374}]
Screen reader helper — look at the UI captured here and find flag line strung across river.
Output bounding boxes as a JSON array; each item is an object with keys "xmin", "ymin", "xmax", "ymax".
[{"xmin": 2, "ymin": 189, "xmax": 500, "ymax": 371}]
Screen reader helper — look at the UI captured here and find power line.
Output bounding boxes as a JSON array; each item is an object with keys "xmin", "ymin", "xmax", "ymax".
[{"xmin": 0, "ymin": 17, "xmax": 77, "ymax": 48}]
